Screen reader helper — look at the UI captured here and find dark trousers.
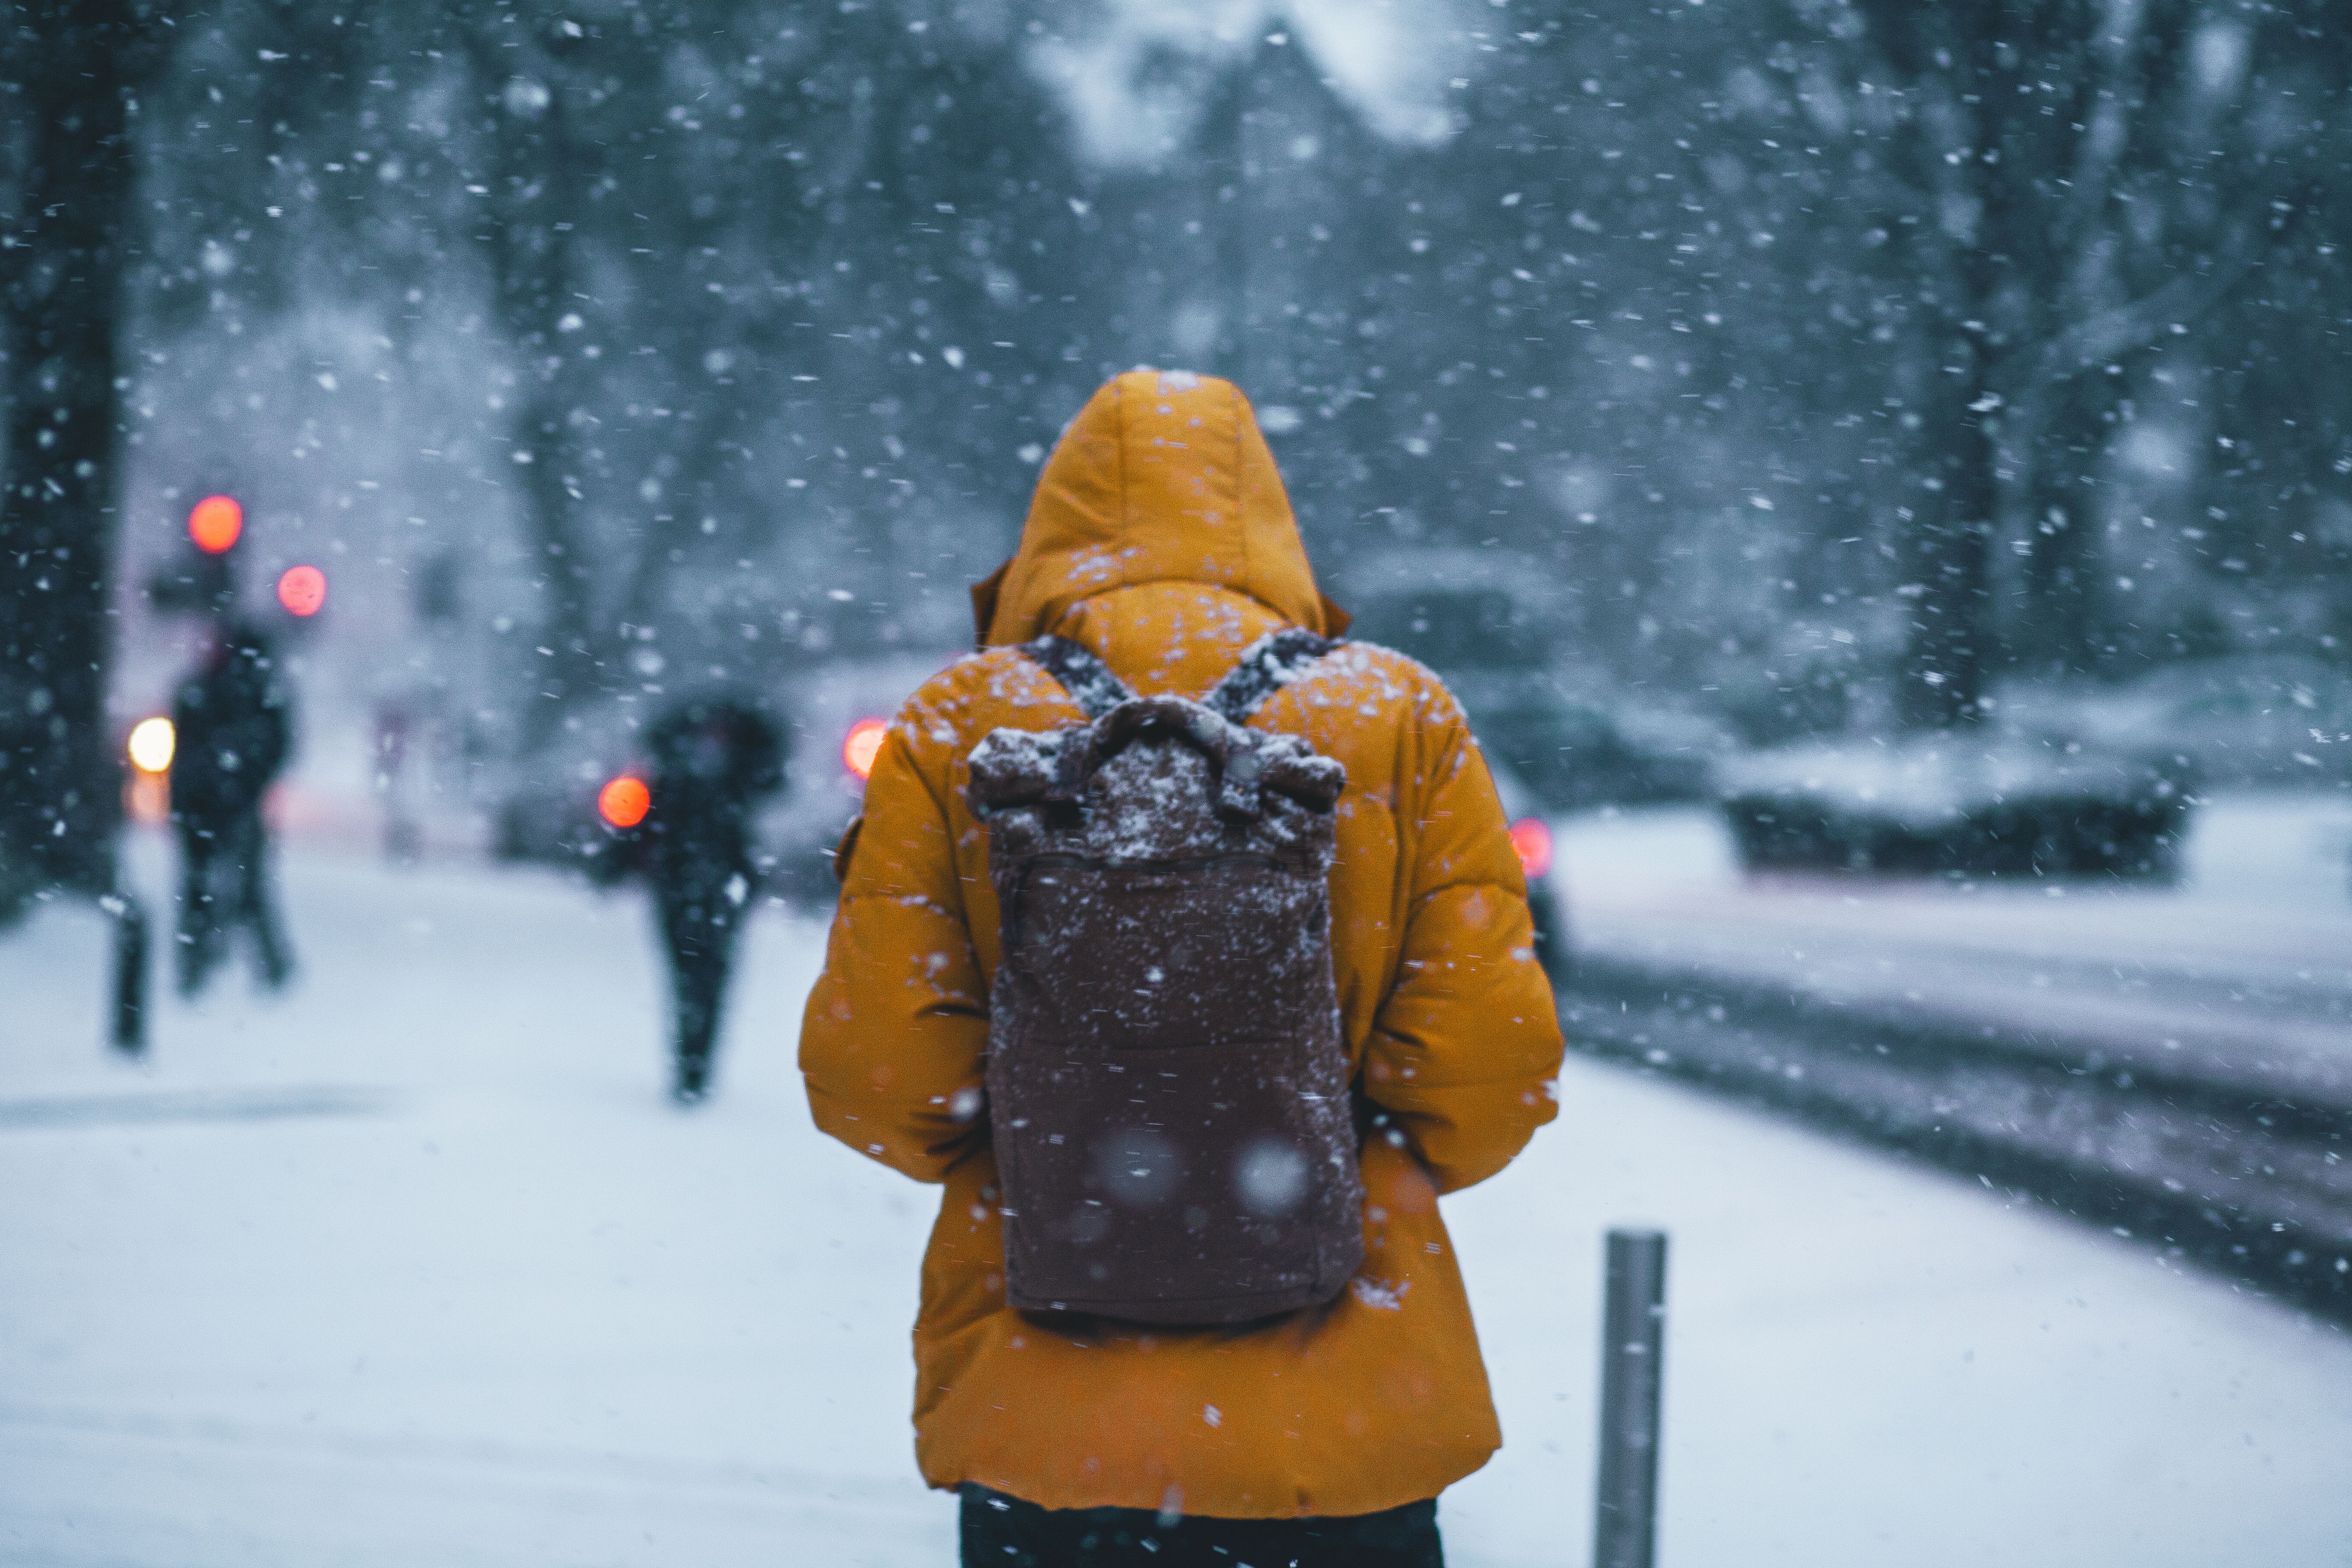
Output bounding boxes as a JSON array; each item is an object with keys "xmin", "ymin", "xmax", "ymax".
[
  {"xmin": 175, "ymin": 810, "xmax": 292, "ymax": 994},
  {"xmin": 657, "ymin": 883, "xmax": 743, "ymax": 1076},
  {"xmin": 959, "ymin": 1485, "xmax": 1443, "ymax": 1568}
]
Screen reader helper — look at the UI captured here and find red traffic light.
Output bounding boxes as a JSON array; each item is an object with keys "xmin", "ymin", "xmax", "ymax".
[
  {"xmin": 189, "ymin": 494, "xmax": 243, "ymax": 554},
  {"xmin": 599, "ymin": 775, "xmax": 651, "ymax": 829},
  {"xmin": 276, "ymin": 565, "xmax": 326, "ymax": 617}
]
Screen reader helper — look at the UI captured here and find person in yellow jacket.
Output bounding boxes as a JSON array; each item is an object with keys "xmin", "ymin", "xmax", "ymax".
[{"xmin": 799, "ymin": 368, "xmax": 1565, "ymax": 1566}]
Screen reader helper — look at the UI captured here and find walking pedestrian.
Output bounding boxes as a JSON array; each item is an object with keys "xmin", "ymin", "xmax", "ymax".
[
  {"xmin": 800, "ymin": 370, "xmax": 1565, "ymax": 1565},
  {"xmin": 595, "ymin": 695, "xmax": 785, "ymax": 1102},
  {"xmin": 169, "ymin": 621, "xmax": 294, "ymax": 995}
]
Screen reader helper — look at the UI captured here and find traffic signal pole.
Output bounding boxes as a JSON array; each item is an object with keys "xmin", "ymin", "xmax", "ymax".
[{"xmin": 1593, "ymin": 1227, "xmax": 1668, "ymax": 1568}]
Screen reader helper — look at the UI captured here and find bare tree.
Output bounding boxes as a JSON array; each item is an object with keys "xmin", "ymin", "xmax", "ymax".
[
  {"xmin": 1844, "ymin": 0, "xmax": 2325, "ymax": 722},
  {"xmin": 0, "ymin": 0, "xmax": 173, "ymax": 899}
]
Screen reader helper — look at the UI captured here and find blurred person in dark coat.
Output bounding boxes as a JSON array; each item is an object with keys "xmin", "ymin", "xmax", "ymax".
[
  {"xmin": 170, "ymin": 621, "xmax": 295, "ymax": 995},
  {"xmin": 593, "ymin": 696, "xmax": 787, "ymax": 1103}
]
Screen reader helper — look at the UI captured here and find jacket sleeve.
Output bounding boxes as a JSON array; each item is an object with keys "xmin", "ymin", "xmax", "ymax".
[
  {"xmin": 1358, "ymin": 715, "xmax": 1565, "ymax": 1195},
  {"xmin": 798, "ymin": 723, "xmax": 992, "ymax": 1183}
]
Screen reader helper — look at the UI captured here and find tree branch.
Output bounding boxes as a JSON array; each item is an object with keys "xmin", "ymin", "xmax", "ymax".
[{"xmin": 2021, "ymin": 182, "xmax": 2320, "ymax": 392}]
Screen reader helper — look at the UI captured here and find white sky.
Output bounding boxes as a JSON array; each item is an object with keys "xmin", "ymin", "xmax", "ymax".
[{"xmin": 1032, "ymin": 0, "xmax": 1478, "ymax": 168}]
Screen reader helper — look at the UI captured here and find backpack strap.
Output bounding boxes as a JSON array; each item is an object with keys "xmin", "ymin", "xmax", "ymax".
[
  {"xmin": 1205, "ymin": 628, "xmax": 1342, "ymax": 724},
  {"xmin": 1015, "ymin": 634, "xmax": 1137, "ymax": 720}
]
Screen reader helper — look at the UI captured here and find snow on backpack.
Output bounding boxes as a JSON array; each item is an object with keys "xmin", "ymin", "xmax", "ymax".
[{"xmin": 964, "ymin": 629, "xmax": 1364, "ymax": 1325}]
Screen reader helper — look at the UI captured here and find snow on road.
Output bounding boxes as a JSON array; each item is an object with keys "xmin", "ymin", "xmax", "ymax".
[
  {"xmin": 1556, "ymin": 790, "xmax": 2352, "ymax": 1124},
  {"xmin": 1557, "ymin": 789, "xmax": 2352, "ymax": 1015},
  {"xmin": 4, "ymin": 828, "xmax": 2351, "ymax": 1566}
]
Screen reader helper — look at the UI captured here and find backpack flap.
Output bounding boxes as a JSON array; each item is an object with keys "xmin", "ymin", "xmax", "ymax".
[{"xmin": 971, "ymin": 697, "xmax": 1343, "ymax": 826}]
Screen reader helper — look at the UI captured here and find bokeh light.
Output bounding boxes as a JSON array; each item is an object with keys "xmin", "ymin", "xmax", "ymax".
[
  {"xmin": 127, "ymin": 717, "xmax": 176, "ymax": 774},
  {"xmin": 599, "ymin": 775, "xmax": 651, "ymax": 829},
  {"xmin": 188, "ymin": 494, "xmax": 243, "ymax": 554},
  {"xmin": 843, "ymin": 717, "xmax": 889, "ymax": 781},
  {"xmin": 1508, "ymin": 816, "xmax": 1554, "ymax": 880},
  {"xmin": 276, "ymin": 564, "xmax": 327, "ymax": 616}
]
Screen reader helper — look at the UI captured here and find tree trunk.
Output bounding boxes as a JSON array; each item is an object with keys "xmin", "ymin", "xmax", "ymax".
[
  {"xmin": 2015, "ymin": 373, "xmax": 2118, "ymax": 677},
  {"xmin": 478, "ymin": 59, "xmax": 604, "ymax": 750},
  {"xmin": 1201, "ymin": 54, "xmax": 1252, "ymax": 392},
  {"xmin": 1900, "ymin": 360, "xmax": 1999, "ymax": 727},
  {"xmin": 0, "ymin": 1, "xmax": 156, "ymax": 896}
]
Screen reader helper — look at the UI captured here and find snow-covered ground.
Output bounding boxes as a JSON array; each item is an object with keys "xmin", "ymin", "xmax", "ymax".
[{"xmin": 5, "ymin": 826, "xmax": 2352, "ymax": 1566}]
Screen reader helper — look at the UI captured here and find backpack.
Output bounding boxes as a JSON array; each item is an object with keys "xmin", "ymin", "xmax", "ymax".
[{"xmin": 965, "ymin": 629, "xmax": 1365, "ymax": 1326}]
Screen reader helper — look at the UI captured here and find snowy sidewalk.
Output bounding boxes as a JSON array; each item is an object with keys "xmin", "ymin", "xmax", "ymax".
[{"xmin": 3, "ymin": 835, "xmax": 2350, "ymax": 1566}]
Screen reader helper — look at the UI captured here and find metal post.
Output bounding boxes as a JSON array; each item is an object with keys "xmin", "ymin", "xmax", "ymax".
[
  {"xmin": 106, "ymin": 889, "xmax": 148, "ymax": 1055},
  {"xmin": 1593, "ymin": 1227, "xmax": 1667, "ymax": 1568}
]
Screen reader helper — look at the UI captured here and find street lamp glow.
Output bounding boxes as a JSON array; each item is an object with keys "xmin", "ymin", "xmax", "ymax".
[{"xmin": 127, "ymin": 717, "xmax": 176, "ymax": 774}]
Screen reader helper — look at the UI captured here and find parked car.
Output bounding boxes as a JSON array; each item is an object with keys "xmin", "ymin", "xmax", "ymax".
[
  {"xmin": 1482, "ymin": 750, "xmax": 1572, "ymax": 983},
  {"xmin": 1992, "ymin": 653, "xmax": 2352, "ymax": 785},
  {"xmin": 491, "ymin": 703, "xmax": 653, "ymax": 870},
  {"xmin": 760, "ymin": 651, "xmax": 959, "ymax": 906},
  {"xmin": 1720, "ymin": 733, "xmax": 2192, "ymax": 880},
  {"xmin": 1339, "ymin": 554, "xmax": 1715, "ymax": 811},
  {"xmin": 492, "ymin": 651, "xmax": 953, "ymax": 903}
]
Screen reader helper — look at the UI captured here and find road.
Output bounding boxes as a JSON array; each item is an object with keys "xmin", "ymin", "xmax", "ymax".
[{"xmin": 1553, "ymin": 791, "xmax": 2352, "ymax": 1319}]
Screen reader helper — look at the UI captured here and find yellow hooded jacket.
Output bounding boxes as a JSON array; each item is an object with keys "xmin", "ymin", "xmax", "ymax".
[{"xmin": 798, "ymin": 369, "xmax": 1565, "ymax": 1519}]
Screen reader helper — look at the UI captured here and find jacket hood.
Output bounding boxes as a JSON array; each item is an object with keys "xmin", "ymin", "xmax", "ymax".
[{"xmin": 973, "ymin": 370, "xmax": 1344, "ymax": 647}]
